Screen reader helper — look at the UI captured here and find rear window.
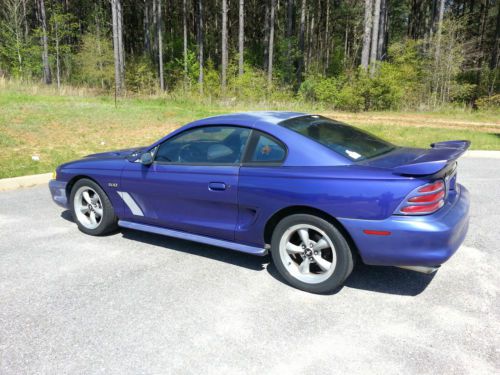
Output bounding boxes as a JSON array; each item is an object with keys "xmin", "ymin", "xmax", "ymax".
[{"xmin": 280, "ymin": 115, "xmax": 395, "ymax": 161}]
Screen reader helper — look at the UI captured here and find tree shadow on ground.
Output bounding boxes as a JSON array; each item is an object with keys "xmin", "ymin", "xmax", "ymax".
[{"xmin": 61, "ymin": 210, "xmax": 436, "ymax": 296}]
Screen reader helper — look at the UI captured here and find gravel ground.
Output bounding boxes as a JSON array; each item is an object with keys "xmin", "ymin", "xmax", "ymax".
[{"xmin": 0, "ymin": 157, "xmax": 498, "ymax": 375}]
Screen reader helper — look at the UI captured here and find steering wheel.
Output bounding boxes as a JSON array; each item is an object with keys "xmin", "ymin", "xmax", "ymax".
[{"xmin": 178, "ymin": 144, "xmax": 205, "ymax": 163}]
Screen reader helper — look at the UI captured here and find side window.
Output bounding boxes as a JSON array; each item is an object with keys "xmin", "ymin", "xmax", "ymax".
[
  {"xmin": 155, "ymin": 126, "xmax": 250, "ymax": 164},
  {"xmin": 248, "ymin": 131, "xmax": 286, "ymax": 163}
]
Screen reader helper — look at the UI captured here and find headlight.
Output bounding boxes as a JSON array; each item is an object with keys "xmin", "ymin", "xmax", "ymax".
[{"xmin": 52, "ymin": 171, "xmax": 57, "ymax": 180}]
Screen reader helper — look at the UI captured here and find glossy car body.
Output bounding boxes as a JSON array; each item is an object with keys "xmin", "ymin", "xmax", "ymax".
[{"xmin": 49, "ymin": 112, "xmax": 470, "ymax": 270}]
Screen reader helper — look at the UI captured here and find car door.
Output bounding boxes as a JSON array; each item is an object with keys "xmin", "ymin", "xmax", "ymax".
[
  {"xmin": 120, "ymin": 125, "xmax": 251, "ymax": 241},
  {"xmin": 236, "ymin": 130, "xmax": 288, "ymax": 246}
]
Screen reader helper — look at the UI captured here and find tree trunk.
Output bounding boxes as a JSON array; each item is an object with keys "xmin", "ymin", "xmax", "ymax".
[
  {"xmin": 95, "ymin": 3, "xmax": 105, "ymax": 89},
  {"xmin": 117, "ymin": 0, "xmax": 125, "ymax": 88},
  {"xmin": 344, "ymin": 18, "xmax": 349, "ymax": 65},
  {"xmin": 22, "ymin": 0, "xmax": 28, "ymax": 41},
  {"xmin": 198, "ymin": 0, "xmax": 204, "ymax": 92},
  {"xmin": 183, "ymin": 0, "xmax": 188, "ymax": 78},
  {"xmin": 435, "ymin": 0, "xmax": 445, "ymax": 62},
  {"xmin": 369, "ymin": 0, "xmax": 381, "ymax": 73},
  {"xmin": 111, "ymin": 0, "xmax": 121, "ymax": 95},
  {"xmin": 324, "ymin": 0, "xmax": 330, "ymax": 74},
  {"xmin": 307, "ymin": 4, "xmax": 314, "ymax": 71},
  {"xmin": 297, "ymin": 0, "xmax": 306, "ymax": 85},
  {"xmin": 238, "ymin": 0, "xmax": 244, "ymax": 76},
  {"xmin": 55, "ymin": 18, "xmax": 61, "ymax": 89},
  {"xmin": 152, "ymin": 0, "xmax": 158, "ymax": 56},
  {"xmin": 221, "ymin": 0, "xmax": 228, "ymax": 91},
  {"xmin": 39, "ymin": 0, "xmax": 51, "ymax": 84},
  {"xmin": 377, "ymin": 0, "xmax": 386, "ymax": 60},
  {"xmin": 263, "ymin": 1, "xmax": 270, "ymax": 70},
  {"xmin": 157, "ymin": 0, "xmax": 164, "ymax": 91},
  {"xmin": 286, "ymin": 0, "xmax": 294, "ymax": 82},
  {"xmin": 490, "ymin": 0, "xmax": 500, "ymax": 71},
  {"xmin": 427, "ymin": 0, "xmax": 437, "ymax": 43},
  {"xmin": 144, "ymin": 0, "xmax": 151, "ymax": 54},
  {"xmin": 267, "ymin": 0, "xmax": 276, "ymax": 86},
  {"xmin": 361, "ymin": 0, "xmax": 372, "ymax": 70}
]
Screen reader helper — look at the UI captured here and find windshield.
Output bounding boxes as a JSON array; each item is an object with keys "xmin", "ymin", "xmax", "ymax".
[{"xmin": 280, "ymin": 115, "xmax": 395, "ymax": 161}]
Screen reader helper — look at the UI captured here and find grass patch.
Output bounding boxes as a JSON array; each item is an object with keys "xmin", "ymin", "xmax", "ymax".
[{"xmin": 0, "ymin": 87, "xmax": 498, "ymax": 178}]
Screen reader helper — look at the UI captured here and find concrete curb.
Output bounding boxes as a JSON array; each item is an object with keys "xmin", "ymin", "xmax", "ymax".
[
  {"xmin": 0, "ymin": 151, "xmax": 499, "ymax": 192},
  {"xmin": 0, "ymin": 173, "xmax": 52, "ymax": 192}
]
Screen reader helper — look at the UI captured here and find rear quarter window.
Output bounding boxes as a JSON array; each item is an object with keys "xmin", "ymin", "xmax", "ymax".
[{"xmin": 280, "ymin": 115, "xmax": 395, "ymax": 161}]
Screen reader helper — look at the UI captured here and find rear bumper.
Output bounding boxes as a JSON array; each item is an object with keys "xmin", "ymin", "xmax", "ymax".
[
  {"xmin": 49, "ymin": 179, "xmax": 68, "ymax": 208},
  {"xmin": 339, "ymin": 185, "xmax": 470, "ymax": 267}
]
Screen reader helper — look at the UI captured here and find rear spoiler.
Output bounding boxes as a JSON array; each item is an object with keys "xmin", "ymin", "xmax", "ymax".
[{"xmin": 393, "ymin": 140, "xmax": 470, "ymax": 176}]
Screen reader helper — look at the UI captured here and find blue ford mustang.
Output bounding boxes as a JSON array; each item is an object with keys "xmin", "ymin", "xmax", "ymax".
[{"xmin": 49, "ymin": 112, "xmax": 470, "ymax": 293}]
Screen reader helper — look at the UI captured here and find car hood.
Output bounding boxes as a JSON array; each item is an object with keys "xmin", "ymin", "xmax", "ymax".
[{"xmin": 85, "ymin": 147, "xmax": 146, "ymax": 160}]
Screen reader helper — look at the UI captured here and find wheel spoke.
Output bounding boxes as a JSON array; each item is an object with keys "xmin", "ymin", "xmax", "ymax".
[
  {"xmin": 82, "ymin": 191, "xmax": 92, "ymax": 204},
  {"xmin": 89, "ymin": 211, "xmax": 97, "ymax": 225},
  {"xmin": 286, "ymin": 242, "xmax": 303, "ymax": 254},
  {"xmin": 313, "ymin": 237, "xmax": 329, "ymax": 252},
  {"xmin": 80, "ymin": 207, "xmax": 89, "ymax": 214},
  {"xmin": 313, "ymin": 255, "xmax": 332, "ymax": 272},
  {"xmin": 299, "ymin": 258, "xmax": 311, "ymax": 274},
  {"xmin": 94, "ymin": 206, "xmax": 103, "ymax": 217},
  {"xmin": 298, "ymin": 228, "xmax": 310, "ymax": 245}
]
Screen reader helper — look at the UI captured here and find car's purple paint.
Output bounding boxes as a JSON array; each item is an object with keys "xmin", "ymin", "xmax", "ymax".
[{"xmin": 49, "ymin": 111, "xmax": 470, "ymax": 268}]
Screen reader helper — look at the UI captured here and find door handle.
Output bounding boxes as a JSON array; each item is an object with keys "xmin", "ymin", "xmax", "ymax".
[{"xmin": 208, "ymin": 182, "xmax": 226, "ymax": 191}]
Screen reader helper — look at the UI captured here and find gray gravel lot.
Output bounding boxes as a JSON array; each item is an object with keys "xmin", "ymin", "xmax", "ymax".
[{"xmin": 0, "ymin": 157, "xmax": 499, "ymax": 375}]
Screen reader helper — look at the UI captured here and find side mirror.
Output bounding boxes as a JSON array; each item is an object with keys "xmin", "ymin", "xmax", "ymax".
[{"xmin": 140, "ymin": 152, "xmax": 153, "ymax": 166}]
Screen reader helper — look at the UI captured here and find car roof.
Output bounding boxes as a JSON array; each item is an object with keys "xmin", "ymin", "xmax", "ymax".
[
  {"xmin": 188, "ymin": 111, "xmax": 308, "ymax": 127},
  {"xmin": 151, "ymin": 112, "xmax": 353, "ymax": 167}
]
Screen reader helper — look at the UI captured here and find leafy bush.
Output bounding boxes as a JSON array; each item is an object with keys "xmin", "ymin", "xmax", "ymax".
[
  {"xmin": 75, "ymin": 33, "xmax": 114, "ymax": 90},
  {"xmin": 228, "ymin": 63, "xmax": 268, "ymax": 101},
  {"xmin": 335, "ymin": 84, "xmax": 365, "ymax": 111},
  {"xmin": 476, "ymin": 94, "xmax": 500, "ymax": 110},
  {"xmin": 125, "ymin": 57, "xmax": 158, "ymax": 94},
  {"xmin": 449, "ymin": 83, "xmax": 476, "ymax": 103}
]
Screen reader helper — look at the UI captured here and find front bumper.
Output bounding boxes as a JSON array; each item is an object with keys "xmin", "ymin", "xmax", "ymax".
[
  {"xmin": 49, "ymin": 179, "xmax": 68, "ymax": 208},
  {"xmin": 339, "ymin": 185, "xmax": 470, "ymax": 267}
]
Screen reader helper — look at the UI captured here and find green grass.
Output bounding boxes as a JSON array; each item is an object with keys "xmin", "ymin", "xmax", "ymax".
[
  {"xmin": 355, "ymin": 123, "xmax": 500, "ymax": 150},
  {"xmin": 0, "ymin": 86, "xmax": 499, "ymax": 178}
]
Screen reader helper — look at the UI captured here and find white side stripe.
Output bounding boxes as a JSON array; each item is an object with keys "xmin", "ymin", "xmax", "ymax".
[{"xmin": 117, "ymin": 191, "xmax": 144, "ymax": 216}]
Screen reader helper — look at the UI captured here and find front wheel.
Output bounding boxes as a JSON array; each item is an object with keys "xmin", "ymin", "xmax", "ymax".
[
  {"xmin": 271, "ymin": 214, "xmax": 354, "ymax": 294},
  {"xmin": 70, "ymin": 178, "xmax": 117, "ymax": 236}
]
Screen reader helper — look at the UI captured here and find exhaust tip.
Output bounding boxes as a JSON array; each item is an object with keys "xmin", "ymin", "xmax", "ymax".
[{"xmin": 397, "ymin": 265, "xmax": 440, "ymax": 274}]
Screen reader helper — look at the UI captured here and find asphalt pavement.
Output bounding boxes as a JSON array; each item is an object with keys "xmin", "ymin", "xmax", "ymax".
[{"xmin": 0, "ymin": 157, "xmax": 499, "ymax": 374}]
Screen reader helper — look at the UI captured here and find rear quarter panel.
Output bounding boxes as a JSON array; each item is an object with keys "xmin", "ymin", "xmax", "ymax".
[{"xmin": 236, "ymin": 165, "xmax": 425, "ymax": 247}]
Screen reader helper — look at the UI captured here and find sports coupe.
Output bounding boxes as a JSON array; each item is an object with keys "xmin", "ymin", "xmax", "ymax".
[{"xmin": 49, "ymin": 112, "xmax": 470, "ymax": 294}]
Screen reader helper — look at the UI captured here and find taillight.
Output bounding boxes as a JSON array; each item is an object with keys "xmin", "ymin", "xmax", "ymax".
[
  {"xmin": 397, "ymin": 179, "xmax": 446, "ymax": 215},
  {"xmin": 417, "ymin": 180, "xmax": 444, "ymax": 193},
  {"xmin": 408, "ymin": 190, "xmax": 445, "ymax": 203}
]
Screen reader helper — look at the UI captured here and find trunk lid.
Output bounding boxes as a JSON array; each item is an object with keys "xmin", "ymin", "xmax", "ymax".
[{"xmin": 361, "ymin": 140, "xmax": 470, "ymax": 177}]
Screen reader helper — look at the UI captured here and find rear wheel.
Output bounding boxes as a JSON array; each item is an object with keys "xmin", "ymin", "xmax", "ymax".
[
  {"xmin": 271, "ymin": 214, "xmax": 354, "ymax": 294},
  {"xmin": 70, "ymin": 178, "xmax": 117, "ymax": 236}
]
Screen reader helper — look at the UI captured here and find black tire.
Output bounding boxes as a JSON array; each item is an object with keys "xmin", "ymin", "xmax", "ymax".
[
  {"xmin": 69, "ymin": 178, "xmax": 118, "ymax": 236},
  {"xmin": 270, "ymin": 214, "xmax": 354, "ymax": 294}
]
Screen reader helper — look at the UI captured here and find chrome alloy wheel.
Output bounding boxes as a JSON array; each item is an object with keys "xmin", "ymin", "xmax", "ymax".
[
  {"xmin": 279, "ymin": 224, "xmax": 337, "ymax": 284},
  {"xmin": 73, "ymin": 186, "xmax": 104, "ymax": 230}
]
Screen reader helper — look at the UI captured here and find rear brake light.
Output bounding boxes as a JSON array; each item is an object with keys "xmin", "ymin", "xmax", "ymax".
[
  {"xmin": 418, "ymin": 180, "xmax": 444, "ymax": 193},
  {"xmin": 408, "ymin": 190, "xmax": 445, "ymax": 203},
  {"xmin": 397, "ymin": 179, "xmax": 446, "ymax": 215},
  {"xmin": 400, "ymin": 200, "xmax": 444, "ymax": 214}
]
